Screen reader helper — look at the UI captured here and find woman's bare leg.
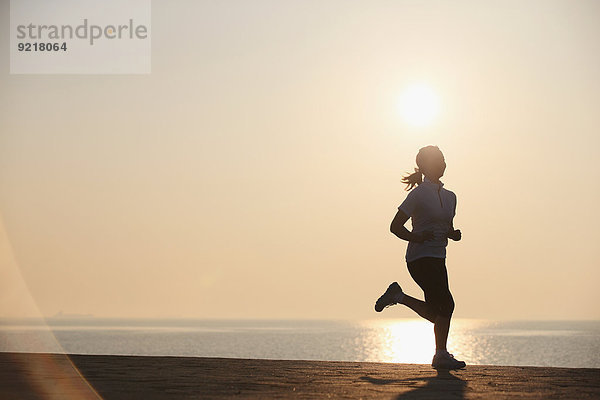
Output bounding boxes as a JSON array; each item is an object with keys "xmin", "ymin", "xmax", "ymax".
[
  {"xmin": 434, "ymin": 316, "xmax": 450, "ymax": 351},
  {"xmin": 400, "ymin": 295, "xmax": 436, "ymax": 323}
]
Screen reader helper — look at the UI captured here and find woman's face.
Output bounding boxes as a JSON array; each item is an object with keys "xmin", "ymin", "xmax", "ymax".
[{"xmin": 422, "ymin": 151, "xmax": 446, "ymax": 179}]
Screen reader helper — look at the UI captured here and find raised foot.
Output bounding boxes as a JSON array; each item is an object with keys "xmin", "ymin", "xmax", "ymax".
[{"xmin": 374, "ymin": 282, "xmax": 403, "ymax": 312}]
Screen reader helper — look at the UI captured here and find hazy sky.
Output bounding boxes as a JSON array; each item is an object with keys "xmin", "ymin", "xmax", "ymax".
[{"xmin": 1, "ymin": 0, "xmax": 599, "ymax": 320}]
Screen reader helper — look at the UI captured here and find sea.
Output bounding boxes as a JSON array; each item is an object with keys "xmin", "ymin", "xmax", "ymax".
[{"xmin": 1, "ymin": 318, "xmax": 598, "ymax": 369}]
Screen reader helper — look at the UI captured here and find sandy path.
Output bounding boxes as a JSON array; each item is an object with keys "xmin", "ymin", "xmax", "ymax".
[{"xmin": 1, "ymin": 352, "xmax": 598, "ymax": 399}]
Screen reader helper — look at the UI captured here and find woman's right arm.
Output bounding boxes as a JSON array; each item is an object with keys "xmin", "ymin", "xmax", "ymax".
[{"xmin": 390, "ymin": 209, "xmax": 433, "ymax": 243}]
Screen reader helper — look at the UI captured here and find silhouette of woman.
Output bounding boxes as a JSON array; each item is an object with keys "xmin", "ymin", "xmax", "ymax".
[{"xmin": 375, "ymin": 145, "xmax": 466, "ymax": 370}]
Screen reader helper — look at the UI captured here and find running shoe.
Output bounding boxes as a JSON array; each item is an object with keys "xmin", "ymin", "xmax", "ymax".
[
  {"xmin": 374, "ymin": 282, "xmax": 403, "ymax": 312},
  {"xmin": 432, "ymin": 351, "xmax": 466, "ymax": 370}
]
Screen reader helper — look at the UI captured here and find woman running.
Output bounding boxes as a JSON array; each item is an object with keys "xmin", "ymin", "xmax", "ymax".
[{"xmin": 374, "ymin": 145, "xmax": 466, "ymax": 370}]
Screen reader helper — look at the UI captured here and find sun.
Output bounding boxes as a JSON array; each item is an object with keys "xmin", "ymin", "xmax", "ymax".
[{"xmin": 398, "ymin": 83, "xmax": 440, "ymax": 127}]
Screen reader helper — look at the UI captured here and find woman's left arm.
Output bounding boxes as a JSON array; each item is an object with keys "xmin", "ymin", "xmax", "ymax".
[
  {"xmin": 448, "ymin": 219, "xmax": 461, "ymax": 241},
  {"xmin": 447, "ymin": 193, "xmax": 461, "ymax": 241}
]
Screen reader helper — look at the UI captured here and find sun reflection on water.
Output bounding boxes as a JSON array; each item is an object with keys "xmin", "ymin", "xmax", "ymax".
[
  {"xmin": 358, "ymin": 319, "xmax": 489, "ymax": 364},
  {"xmin": 358, "ymin": 319, "xmax": 433, "ymax": 363}
]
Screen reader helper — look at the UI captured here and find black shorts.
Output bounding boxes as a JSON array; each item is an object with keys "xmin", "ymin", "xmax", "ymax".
[{"xmin": 407, "ymin": 256, "xmax": 455, "ymax": 318}]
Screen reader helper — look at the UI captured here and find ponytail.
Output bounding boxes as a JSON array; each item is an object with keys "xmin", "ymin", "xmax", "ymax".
[{"xmin": 402, "ymin": 168, "xmax": 422, "ymax": 191}]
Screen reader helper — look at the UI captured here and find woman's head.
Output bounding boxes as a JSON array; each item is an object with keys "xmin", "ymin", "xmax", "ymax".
[{"xmin": 402, "ymin": 145, "xmax": 446, "ymax": 190}]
